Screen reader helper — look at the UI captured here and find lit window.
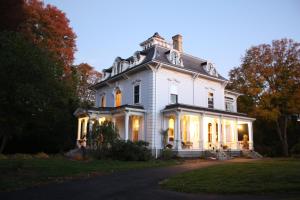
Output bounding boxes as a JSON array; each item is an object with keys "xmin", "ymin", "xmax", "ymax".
[
  {"xmin": 134, "ymin": 84, "xmax": 140, "ymax": 104},
  {"xmin": 208, "ymin": 123, "xmax": 212, "ymax": 143},
  {"xmin": 101, "ymin": 95, "xmax": 106, "ymax": 107},
  {"xmin": 98, "ymin": 117, "xmax": 106, "ymax": 125},
  {"xmin": 115, "ymin": 88, "xmax": 122, "ymax": 107},
  {"xmin": 168, "ymin": 118, "xmax": 174, "ymax": 142},
  {"xmin": 208, "ymin": 92, "xmax": 214, "ymax": 108},
  {"xmin": 133, "ymin": 117, "xmax": 139, "ymax": 142},
  {"xmin": 170, "ymin": 94, "xmax": 178, "ymax": 104}
]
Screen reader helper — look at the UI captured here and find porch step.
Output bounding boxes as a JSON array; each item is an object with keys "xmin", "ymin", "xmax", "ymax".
[
  {"xmin": 205, "ymin": 150, "xmax": 232, "ymax": 160},
  {"xmin": 175, "ymin": 151, "xmax": 203, "ymax": 158},
  {"xmin": 242, "ymin": 150, "xmax": 263, "ymax": 159}
]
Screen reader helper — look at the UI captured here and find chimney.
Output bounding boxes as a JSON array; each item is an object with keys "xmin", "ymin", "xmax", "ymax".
[{"xmin": 172, "ymin": 34, "xmax": 183, "ymax": 52}]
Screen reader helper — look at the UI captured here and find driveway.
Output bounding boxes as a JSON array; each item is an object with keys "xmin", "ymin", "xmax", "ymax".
[{"xmin": 0, "ymin": 159, "xmax": 292, "ymax": 200}]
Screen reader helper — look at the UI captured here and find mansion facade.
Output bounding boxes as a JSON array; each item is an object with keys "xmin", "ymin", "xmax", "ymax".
[{"xmin": 74, "ymin": 33, "xmax": 255, "ymax": 158}]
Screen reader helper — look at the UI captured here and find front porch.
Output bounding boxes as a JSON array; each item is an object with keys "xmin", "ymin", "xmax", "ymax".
[
  {"xmin": 162, "ymin": 104, "xmax": 255, "ymax": 153},
  {"xmin": 74, "ymin": 105, "xmax": 146, "ymax": 148}
]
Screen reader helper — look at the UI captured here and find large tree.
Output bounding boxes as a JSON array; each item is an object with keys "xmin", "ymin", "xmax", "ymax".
[
  {"xmin": 20, "ymin": 0, "xmax": 77, "ymax": 73},
  {"xmin": 228, "ymin": 38, "xmax": 300, "ymax": 156},
  {"xmin": 74, "ymin": 63, "xmax": 102, "ymax": 106},
  {"xmin": 0, "ymin": 0, "xmax": 76, "ymax": 73},
  {"xmin": 0, "ymin": 31, "xmax": 78, "ymax": 153},
  {"xmin": 0, "ymin": 0, "xmax": 25, "ymax": 31}
]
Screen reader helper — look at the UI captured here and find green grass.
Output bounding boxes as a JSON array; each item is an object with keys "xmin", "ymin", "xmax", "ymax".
[
  {"xmin": 161, "ymin": 158, "xmax": 300, "ymax": 194},
  {"xmin": 0, "ymin": 155, "xmax": 178, "ymax": 191}
]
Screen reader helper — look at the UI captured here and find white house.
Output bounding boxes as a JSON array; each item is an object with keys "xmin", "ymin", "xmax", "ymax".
[{"xmin": 74, "ymin": 33, "xmax": 256, "ymax": 158}]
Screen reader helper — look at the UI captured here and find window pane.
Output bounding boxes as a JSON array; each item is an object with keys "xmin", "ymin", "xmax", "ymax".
[
  {"xmin": 134, "ymin": 85, "xmax": 140, "ymax": 104},
  {"xmin": 170, "ymin": 94, "xmax": 178, "ymax": 104},
  {"xmin": 115, "ymin": 89, "xmax": 122, "ymax": 107},
  {"xmin": 208, "ymin": 92, "xmax": 214, "ymax": 108}
]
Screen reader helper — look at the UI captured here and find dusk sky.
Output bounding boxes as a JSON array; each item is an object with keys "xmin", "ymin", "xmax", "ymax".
[{"xmin": 44, "ymin": 0, "xmax": 300, "ymax": 78}]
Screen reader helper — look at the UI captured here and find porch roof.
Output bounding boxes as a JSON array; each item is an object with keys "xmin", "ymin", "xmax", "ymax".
[
  {"xmin": 162, "ymin": 103, "xmax": 255, "ymax": 119},
  {"xmin": 74, "ymin": 104, "xmax": 145, "ymax": 117}
]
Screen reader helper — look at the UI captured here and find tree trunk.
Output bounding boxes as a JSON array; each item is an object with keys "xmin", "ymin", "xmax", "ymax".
[
  {"xmin": 276, "ymin": 116, "xmax": 289, "ymax": 157},
  {"xmin": 0, "ymin": 135, "xmax": 7, "ymax": 154}
]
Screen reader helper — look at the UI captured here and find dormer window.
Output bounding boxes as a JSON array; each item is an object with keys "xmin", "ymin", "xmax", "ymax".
[
  {"xmin": 204, "ymin": 62, "xmax": 218, "ymax": 77},
  {"xmin": 167, "ymin": 50, "xmax": 183, "ymax": 66}
]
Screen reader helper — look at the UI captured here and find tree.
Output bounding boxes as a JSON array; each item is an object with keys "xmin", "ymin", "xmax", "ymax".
[
  {"xmin": 20, "ymin": 0, "xmax": 76, "ymax": 73},
  {"xmin": 0, "ymin": 31, "xmax": 78, "ymax": 153},
  {"xmin": 75, "ymin": 63, "xmax": 102, "ymax": 106},
  {"xmin": 0, "ymin": 0, "xmax": 76, "ymax": 74},
  {"xmin": 0, "ymin": 0, "xmax": 25, "ymax": 31},
  {"xmin": 228, "ymin": 38, "xmax": 300, "ymax": 156}
]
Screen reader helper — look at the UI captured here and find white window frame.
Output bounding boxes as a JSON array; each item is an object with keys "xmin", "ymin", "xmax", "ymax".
[
  {"xmin": 207, "ymin": 92, "xmax": 214, "ymax": 109},
  {"xmin": 225, "ymin": 97, "xmax": 234, "ymax": 112},
  {"xmin": 133, "ymin": 83, "xmax": 141, "ymax": 104},
  {"xmin": 114, "ymin": 87, "xmax": 122, "ymax": 107},
  {"xmin": 100, "ymin": 95, "xmax": 106, "ymax": 107},
  {"xmin": 170, "ymin": 94, "xmax": 178, "ymax": 104},
  {"xmin": 169, "ymin": 84, "xmax": 178, "ymax": 104}
]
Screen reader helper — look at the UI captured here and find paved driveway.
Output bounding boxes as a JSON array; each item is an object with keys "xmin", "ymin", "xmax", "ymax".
[{"xmin": 0, "ymin": 159, "xmax": 292, "ymax": 200}]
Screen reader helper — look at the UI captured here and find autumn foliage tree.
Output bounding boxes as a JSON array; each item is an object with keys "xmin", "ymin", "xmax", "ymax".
[
  {"xmin": 0, "ymin": 0, "xmax": 78, "ymax": 153},
  {"xmin": 228, "ymin": 38, "xmax": 300, "ymax": 156},
  {"xmin": 20, "ymin": 0, "xmax": 77, "ymax": 73},
  {"xmin": 0, "ymin": 0, "xmax": 77, "ymax": 74},
  {"xmin": 75, "ymin": 63, "xmax": 102, "ymax": 106}
]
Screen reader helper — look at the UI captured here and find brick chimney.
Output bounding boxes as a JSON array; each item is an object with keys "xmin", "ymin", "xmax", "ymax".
[{"xmin": 172, "ymin": 34, "xmax": 183, "ymax": 52}]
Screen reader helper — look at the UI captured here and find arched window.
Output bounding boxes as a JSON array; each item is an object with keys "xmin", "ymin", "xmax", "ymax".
[
  {"xmin": 115, "ymin": 88, "xmax": 122, "ymax": 107},
  {"xmin": 101, "ymin": 95, "xmax": 106, "ymax": 107},
  {"xmin": 132, "ymin": 117, "xmax": 139, "ymax": 142},
  {"xmin": 208, "ymin": 123, "xmax": 212, "ymax": 143},
  {"xmin": 168, "ymin": 118, "xmax": 175, "ymax": 142}
]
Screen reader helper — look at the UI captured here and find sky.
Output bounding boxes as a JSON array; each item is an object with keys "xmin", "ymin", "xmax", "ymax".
[{"xmin": 44, "ymin": 0, "xmax": 300, "ymax": 78}]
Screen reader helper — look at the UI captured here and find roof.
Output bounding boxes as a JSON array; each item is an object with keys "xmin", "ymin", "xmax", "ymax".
[
  {"xmin": 163, "ymin": 103, "xmax": 252, "ymax": 118},
  {"xmin": 94, "ymin": 34, "xmax": 229, "ymax": 88},
  {"xmin": 153, "ymin": 46, "xmax": 227, "ymax": 81},
  {"xmin": 74, "ymin": 104, "xmax": 145, "ymax": 117}
]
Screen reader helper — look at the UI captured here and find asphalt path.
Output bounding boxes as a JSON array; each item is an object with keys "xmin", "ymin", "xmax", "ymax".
[{"xmin": 0, "ymin": 159, "xmax": 296, "ymax": 200}]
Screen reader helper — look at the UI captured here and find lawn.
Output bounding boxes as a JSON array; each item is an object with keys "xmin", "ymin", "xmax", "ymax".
[
  {"xmin": 0, "ymin": 155, "xmax": 178, "ymax": 191},
  {"xmin": 161, "ymin": 158, "xmax": 300, "ymax": 194}
]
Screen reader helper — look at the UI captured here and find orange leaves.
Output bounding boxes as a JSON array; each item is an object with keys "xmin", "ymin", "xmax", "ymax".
[
  {"xmin": 20, "ymin": 0, "xmax": 76, "ymax": 73},
  {"xmin": 228, "ymin": 38, "xmax": 300, "ymax": 121}
]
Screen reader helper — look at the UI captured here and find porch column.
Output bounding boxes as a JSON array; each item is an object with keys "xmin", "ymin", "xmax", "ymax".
[
  {"xmin": 175, "ymin": 111, "xmax": 181, "ymax": 150},
  {"xmin": 222, "ymin": 118, "xmax": 226, "ymax": 148},
  {"xmin": 248, "ymin": 121, "xmax": 254, "ymax": 150},
  {"xmin": 77, "ymin": 118, "xmax": 82, "ymax": 140},
  {"xmin": 82, "ymin": 118, "xmax": 88, "ymax": 147},
  {"xmin": 112, "ymin": 116, "xmax": 116, "ymax": 130},
  {"xmin": 139, "ymin": 116, "xmax": 143, "ymax": 141},
  {"xmin": 124, "ymin": 112, "xmax": 129, "ymax": 140},
  {"xmin": 83, "ymin": 118, "xmax": 88, "ymax": 136},
  {"xmin": 217, "ymin": 116, "xmax": 222, "ymax": 148},
  {"xmin": 199, "ymin": 114, "xmax": 204, "ymax": 150},
  {"xmin": 77, "ymin": 118, "xmax": 82, "ymax": 147},
  {"xmin": 234, "ymin": 118, "xmax": 239, "ymax": 149},
  {"xmin": 88, "ymin": 119, "xmax": 94, "ymax": 146}
]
